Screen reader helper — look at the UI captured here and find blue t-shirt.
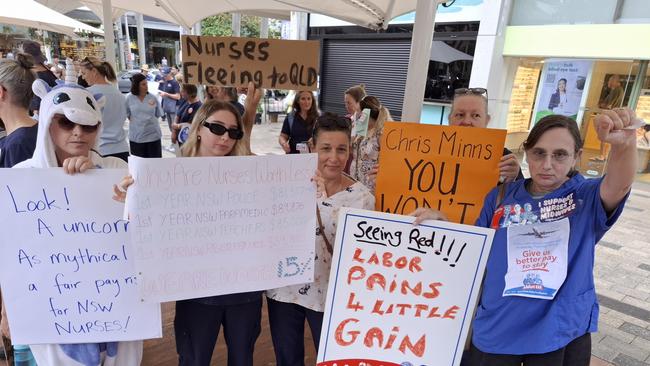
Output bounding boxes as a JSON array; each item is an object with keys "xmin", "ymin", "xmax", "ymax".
[
  {"xmin": 125, "ymin": 93, "xmax": 163, "ymax": 143},
  {"xmin": 0, "ymin": 124, "xmax": 38, "ymax": 167},
  {"xmin": 159, "ymin": 79, "xmax": 180, "ymax": 114},
  {"xmin": 88, "ymin": 84, "xmax": 129, "ymax": 156},
  {"xmin": 472, "ymin": 174, "xmax": 627, "ymax": 354},
  {"xmin": 177, "ymin": 100, "xmax": 202, "ymax": 123}
]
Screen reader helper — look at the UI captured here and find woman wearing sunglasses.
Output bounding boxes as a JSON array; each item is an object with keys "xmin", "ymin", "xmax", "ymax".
[
  {"xmin": 14, "ymin": 80, "xmax": 141, "ymax": 365},
  {"xmin": 115, "ymin": 94, "xmax": 262, "ymax": 365},
  {"xmin": 266, "ymin": 113, "xmax": 375, "ymax": 365}
]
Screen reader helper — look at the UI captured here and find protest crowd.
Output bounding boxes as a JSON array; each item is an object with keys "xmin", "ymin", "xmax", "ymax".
[{"xmin": 0, "ymin": 32, "xmax": 640, "ymax": 366}]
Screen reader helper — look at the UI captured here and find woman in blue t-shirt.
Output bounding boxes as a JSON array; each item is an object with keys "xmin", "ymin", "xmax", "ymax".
[
  {"xmin": 413, "ymin": 111, "xmax": 637, "ymax": 365},
  {"xmin": 125, "ymin": 73, "xmax": 163, "ymax": 158},
  {"xmin": 278, "ymin": 91, "xmax": 319, "ymax": 154}
]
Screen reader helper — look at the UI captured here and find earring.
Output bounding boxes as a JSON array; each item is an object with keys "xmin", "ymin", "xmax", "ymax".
[{"xmin": 197, "ymin": 135, "xmax": 201, "ymax": 141}]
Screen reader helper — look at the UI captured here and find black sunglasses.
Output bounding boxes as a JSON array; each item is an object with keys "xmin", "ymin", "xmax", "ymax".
[
  {"xmin": 202, "ymin": 121, "xmax": 244, "ymax": 140},
  {"xmin": 455, "ymin": 87, "xmax": 488, "ymax": 99},
  {"xmin": 55, "ymin": 115, "xmax": 99, "ymax": 133}
]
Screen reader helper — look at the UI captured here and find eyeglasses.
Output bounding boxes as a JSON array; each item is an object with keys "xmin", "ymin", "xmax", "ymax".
[
  {"xmin": 55, "ymin": 115, "xmax": 99, "ymax": 133},
  {"xmin": 202, "ymin": 121, "xmax": 243, "ymax": 140},
  {"xmin": 455, "ymin": 87, "xmax": 488, "ymax": 98},
  {"xmin": 527, "ymin": 149, "xmax": 572, "ymax": 163}
]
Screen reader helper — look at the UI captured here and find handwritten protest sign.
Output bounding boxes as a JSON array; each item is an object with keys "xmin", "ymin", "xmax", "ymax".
[
  {"xmin": 0, "ymin": 169, "xmax": 162, "ymax": 345},
  {"xmin": 182, "ymin": 35, "xmax": 319, "ymax": 90},
  {"xmin": 317, "ymin": 208, "xmax": 494, "ymax": 366},
  {"xmin": 375, "ymin": 122, "xmax": 506, "ymax": 224},
  {"xmin": 127, "ymin": 154, "xmax": 317, "ymax": 302}
]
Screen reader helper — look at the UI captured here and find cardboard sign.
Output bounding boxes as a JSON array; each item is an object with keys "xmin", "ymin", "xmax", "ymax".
[
  {"xmin": 182, "ymin": 35, "xmax": 320, "ymax": 90},
  {"xmin": 0, "ymin": 169, "xmax": 162, "ymax": 345},
  {"xmin": 317, "ymin": 208, "xmax": 494, "ymax": 366},
  {"xmin": 375, "ymin": 122, "xmax": 506, "ymax": 224},
  {"xmin": 126, "ymin": 154, "xmax": 317, "ymax": 302}
]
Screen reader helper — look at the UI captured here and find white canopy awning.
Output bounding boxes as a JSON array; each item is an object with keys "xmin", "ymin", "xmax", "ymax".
[
  {"xmin": 0, "ymin": 0, "xmax": 104, "ymax": 37},
  {"xmin": 77, "ymin": 0, "xmax": 419, "ymax": 30}
]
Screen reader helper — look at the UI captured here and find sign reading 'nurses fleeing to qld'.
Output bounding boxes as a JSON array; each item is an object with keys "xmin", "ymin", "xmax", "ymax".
[
  {"xmin": 181, "ymin": 35, "xmax": 320, "ymax": 90},
  {"xmin": 317, "ymin": 208, "xmax": 494, "ymax": 366},
  {"xmin": 375, "ymin": 122, "xmax": 506, "ymax": 225}
]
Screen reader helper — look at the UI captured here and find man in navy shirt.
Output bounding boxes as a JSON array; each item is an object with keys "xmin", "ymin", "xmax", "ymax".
[{"xmin": 158, "ymin": 67, "xmax": 180, "ymax": 133}]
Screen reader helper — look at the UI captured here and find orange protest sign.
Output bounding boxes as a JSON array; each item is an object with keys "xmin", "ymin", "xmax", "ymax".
[
  {"xmin": 375, "ymin": 122, "xmax": 506, "ymax": 225},
  {"xmin": 181, "ymin": 35, "xmax": 319, "ymax": 90}
]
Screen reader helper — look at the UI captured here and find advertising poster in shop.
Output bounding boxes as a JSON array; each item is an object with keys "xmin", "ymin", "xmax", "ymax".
[
  {"xmin": 532, "ymin": 59, "xmax": 593, "ymax": 123},
  {"xmin": 317, "ymin": 208, "xmax": 494, "ymax": 366}
]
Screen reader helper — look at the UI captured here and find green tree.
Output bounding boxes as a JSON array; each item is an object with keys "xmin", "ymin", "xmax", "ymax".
[{"xmin": 201, "ymin": 13, "xmax": 281, "ymax": 38}]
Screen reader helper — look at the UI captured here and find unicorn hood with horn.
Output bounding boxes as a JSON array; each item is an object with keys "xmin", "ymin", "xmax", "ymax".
[{"xmin": 15, "ymin": 58, "xmax": 121, "ymax": 169}]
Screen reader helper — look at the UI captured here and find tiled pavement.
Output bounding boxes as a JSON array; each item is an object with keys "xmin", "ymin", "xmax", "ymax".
[{"xmin": 161, "ymin": 119, "xmax": 650, "ymax": 365}]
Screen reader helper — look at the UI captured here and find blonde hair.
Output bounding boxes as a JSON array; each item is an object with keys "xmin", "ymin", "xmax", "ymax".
[
  {"xmin": 80, "ymin": 56, "xmax": 117, "ymax": 82},
  {"xmin": 181, "ymin": 100, "xmax": 248, "ymax": 157},
  {"xmin": 0, "ymin": 53, "xmax": 35, "ymax": 109}
]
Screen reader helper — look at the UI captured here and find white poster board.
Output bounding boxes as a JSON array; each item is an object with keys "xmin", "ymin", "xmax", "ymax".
[
  {"xmin": 0, "ymin": 169, "xmax": 162, "ymax": 345},
  {"xmin": 317, "ymin": 208, "xmax": 494, "ymax": 366},
  {"xmin": 127, "ymin": 154, "xmax": 317, "ymax": 302}
]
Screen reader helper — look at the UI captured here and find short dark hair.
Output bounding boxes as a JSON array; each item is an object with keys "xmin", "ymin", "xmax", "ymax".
[
  {"xmin": 312, "ymin": 112, "xmax": 352, "ymax": 144},
  {"xmin": 182, "ymin": 83, "xmax": 198, "ymax": 99},
  {"xmin": 130, "ymin": 73, "xmax": 147, "ymax": 95},
  {"xmin": 523, "ymin": 114, "xmax": 583, "ymax": 153}
]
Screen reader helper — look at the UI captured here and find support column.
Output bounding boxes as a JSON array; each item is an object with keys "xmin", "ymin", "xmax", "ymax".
[
  {"xmin": 467, "ymin": 0, "xmax": 513, "ymax": 129},
  {"xmin": 123, "ymin": 14, "xmax": 132, "ymax": 70},
  {"xmin": 102, "ymin": 0, "xmax": 117, "ymax": 69},
  {"xmin": 232, "ymin": 13, "xmax": 241, "ymax": 37},
  {"xmin": 136, "ymin": 13, "xmax": 146, "ymax": 67},
  {"xmin": 260, "ymin": 17, "xmax": 269, "ymax": 38},
  {"xmin": 290, "ymin": 12, "xmax": 308, "ymax": 40},
  {"xmin": 115, "ymin": 20, "xmax": 125, "ymax": 70},
  {"xmin": 401, "ymin": 0, "xmax": 437, "ymax": 122}
]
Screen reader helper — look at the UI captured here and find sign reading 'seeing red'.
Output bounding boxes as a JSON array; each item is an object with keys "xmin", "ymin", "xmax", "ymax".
[{"xmin": 317, "ymin": 208, "xmax": 494, "ymax": 366}]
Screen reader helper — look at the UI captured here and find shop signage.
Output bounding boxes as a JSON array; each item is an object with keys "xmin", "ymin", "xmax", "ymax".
[
  {"xmin": 0, "ymin": 169, "xmax": 162, "ymax": 344},
  {"xmin": 125, "ymin": 154, "xmax": 317, "ymax": 302},
  {"xmin": 317, "ymin": 208, "xmax": 494, "ymax": 366},
  {"xmin": 181, "ymin": 35, "xmax": 320, "ymax": 90},
  {"xmin": 375, "ymin": 122, "xmax": 506, "ymax": 225}
]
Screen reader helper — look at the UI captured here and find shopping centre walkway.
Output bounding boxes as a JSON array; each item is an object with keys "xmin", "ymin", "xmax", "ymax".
[{"xmin": 147, "ymin": 120, "xmax": 650, "ymax": 365}]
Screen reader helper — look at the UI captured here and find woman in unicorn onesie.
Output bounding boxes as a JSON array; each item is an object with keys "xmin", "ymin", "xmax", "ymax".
[{"xmin": 14, "ymin": 59, "xmax": 142, "ymax": 366}]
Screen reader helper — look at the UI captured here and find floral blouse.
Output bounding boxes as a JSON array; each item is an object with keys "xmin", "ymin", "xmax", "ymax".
[
  {"xmin": 266, "ymin": 180, "xmax": 375, "ymax": 312},
  {"xmin": 350, "ymin": 126, "xmax": 382, "ymax": 194}
]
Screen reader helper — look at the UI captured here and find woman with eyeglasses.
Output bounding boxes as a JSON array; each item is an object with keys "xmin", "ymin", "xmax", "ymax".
[
  {"xmin": 14, "ymin": 80, "xmax": 142, "ymax": 365},
  {"xmin": 267, "ymin": 113, "xmax": 375, "ymax": 365},
  {"xmin": 125, "ymin": 73, "xmax": 163, "ymax": 158},
  {"xmin": 278, "ymin": 90, "xmax": 319, "ymax": 154},
  {"xmin": 416, "ymin": 112, "xmax": 636, "ymax": 366},
  {"xmin": 80, "ymin": 56, "xmax": 129, "ymax": 162},
  {"xmin": 349, "ymin": 95, "xmax": 392, "ymax": 193}
]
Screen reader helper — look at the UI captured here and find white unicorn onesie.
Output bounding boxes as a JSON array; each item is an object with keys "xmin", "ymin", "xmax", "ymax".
[{"xmin": 14, "ymin": 59, "xmax": 141, "ymax": 366}]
